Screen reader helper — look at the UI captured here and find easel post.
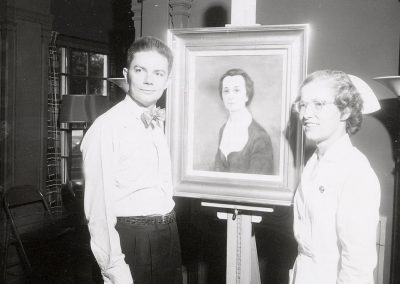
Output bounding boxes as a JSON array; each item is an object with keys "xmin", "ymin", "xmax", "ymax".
[
  {"xmin": 229, "ymin": 0, "xmax": 258, "ymax": 27},
  {"xmin": 203, "ymin": 1, "xmax": 265, "ymax": 283},
  {"xmin": 202, "ymin": 203, "xmax": 273, "ymax": 284}
]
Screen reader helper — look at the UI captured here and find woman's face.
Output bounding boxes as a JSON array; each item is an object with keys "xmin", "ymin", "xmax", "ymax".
[
  {"xmin": 299, "ymin": 81, "xmax": 345, "ymax": 145},
  {"xmin": 221, "ymin": 75, "xmax": 248, "ymax": 112}
]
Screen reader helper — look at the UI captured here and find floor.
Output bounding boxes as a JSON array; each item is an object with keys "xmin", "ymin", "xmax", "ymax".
[
  {"xmin": 3, "ymin": 194, "xmax": 103, "ymax": 284},
  {"xmin": 6, "ymin": 226, "xmax": 102, "ymax": 284},
  {"xmin": 2, "ymin": 193, "xmax": 296, "ymax": 284}
]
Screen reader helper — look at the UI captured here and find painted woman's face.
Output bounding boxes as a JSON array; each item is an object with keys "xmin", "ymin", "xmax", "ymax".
[
  {"xmin": 221, "ymin": 75, "xmax": 248, "ymax": 112},
  {"xmin": 298, "ymin": 81, "xmax": 344, "ymax": 145}
]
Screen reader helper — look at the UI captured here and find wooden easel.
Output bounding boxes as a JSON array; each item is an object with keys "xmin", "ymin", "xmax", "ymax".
[
  {"xmin": 201, "ymin": 202, "xmax": 273, "ymax": 284},
  {"xmin": 201, "ymin": 2, "xmax": 273, "ymax": 283}
]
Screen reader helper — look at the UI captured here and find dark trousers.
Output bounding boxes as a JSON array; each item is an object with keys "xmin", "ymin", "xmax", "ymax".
[{"xmin": 116, "ymin": 218, "xmax": 182, "ymax": 284}]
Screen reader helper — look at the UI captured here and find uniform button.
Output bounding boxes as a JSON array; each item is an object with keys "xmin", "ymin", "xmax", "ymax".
[{"xmin": 319, "ymin": 185, "xmax": 325, "ymax": 193}]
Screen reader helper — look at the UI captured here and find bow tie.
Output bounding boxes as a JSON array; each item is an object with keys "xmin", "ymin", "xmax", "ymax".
[{"xmin": 141, "ymin": 107, "xmax": 166, "ymax": 129}]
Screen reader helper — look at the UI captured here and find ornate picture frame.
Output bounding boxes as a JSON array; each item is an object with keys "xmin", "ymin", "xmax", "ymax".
[{"xmin": 167, "ymin": 25, "xmax": 308, "ymax": 206}]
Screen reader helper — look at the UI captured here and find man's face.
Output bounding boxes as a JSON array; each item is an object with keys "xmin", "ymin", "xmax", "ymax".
[{"xmin": 123, "ymin": 50, "xmax": 169, "ymax": 108}]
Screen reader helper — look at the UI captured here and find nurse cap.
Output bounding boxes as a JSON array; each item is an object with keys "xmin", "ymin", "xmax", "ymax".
[{"xmin": 348, "ymin": 74, "xmax": 381, "ymax": 114}]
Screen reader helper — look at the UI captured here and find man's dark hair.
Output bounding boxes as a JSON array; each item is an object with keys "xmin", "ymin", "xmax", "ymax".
[{"xmin": 126, "ymin": 36, "xmax": 173, "ymax": 74}]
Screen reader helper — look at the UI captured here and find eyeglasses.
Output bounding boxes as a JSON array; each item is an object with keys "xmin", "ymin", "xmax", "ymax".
[{"xmin": 293, "ymin": 100, "xmax": 336, "ymax": 115}]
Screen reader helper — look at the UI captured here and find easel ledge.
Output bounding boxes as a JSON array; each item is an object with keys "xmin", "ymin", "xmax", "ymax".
[{"xmin": 201, "ymin": 202, "xmax": 274, "ymax": 213}]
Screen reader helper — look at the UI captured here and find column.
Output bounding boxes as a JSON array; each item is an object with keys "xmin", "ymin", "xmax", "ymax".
[
  {"xmin": 0, "ymin": 14, "xmax": 17, "ymax": 190},
  {"xmin": 131, "ymin": 0, "xmax": 142, "ymax": 40},
  {"xmin": 169, "ymin": 0, "xmax": 193, "ymax": 29}
]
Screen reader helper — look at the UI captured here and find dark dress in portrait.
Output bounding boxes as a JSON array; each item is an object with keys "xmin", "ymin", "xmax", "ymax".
[{"xmin": 214, "ymin": 119, "xmax": 274, "ymax": 175}]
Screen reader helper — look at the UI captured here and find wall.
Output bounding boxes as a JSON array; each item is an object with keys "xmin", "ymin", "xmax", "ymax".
[
  {"xmin": 142, "ymin": 0, "xmax": 170, "ymax": 41},
  {"xmin": 51, "ymin": 0, "xmax": 113, "ymax": 44},
  {"xmin": 0, "ymin": 0, "xmax": 53, "ymax": 190},
  {"xmin": 51, "ymin": 0, "xmax": 135, "ymax": 85}
]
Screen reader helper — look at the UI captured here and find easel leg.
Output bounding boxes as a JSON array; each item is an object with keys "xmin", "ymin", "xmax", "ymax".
[{"xmin": 218, "ymin": 212, "xmax": 262, "ymax": 284}]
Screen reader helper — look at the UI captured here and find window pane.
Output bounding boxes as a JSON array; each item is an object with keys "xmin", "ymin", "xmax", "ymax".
[
  {"xmin": 71, "ymin": 50, "xmax": 88, "ymax": 76},
  {"xmin": 88, "ymin": 79, "xmax": 105, "ymax": 95},
  {"xmin": 72, "ymin": 130, "xmax": 83, "ymax": 154},
  {"xmin": 70, "ymin": 77, "xmax": 86, "ymax": 94},
  {"xmin": 71, "ymin": 130, "xmax": 83, "ymax": 182},
  {"xmin": 57, "ymin": 47, "xmax": 68, "ymax": 73},
  {"xmin": 60, "ymin": 75, "xmax": 68, "ymax": 95},
  {"xmin": 89, "ymin": 54, "xmax": 105, "ymax": 77}
]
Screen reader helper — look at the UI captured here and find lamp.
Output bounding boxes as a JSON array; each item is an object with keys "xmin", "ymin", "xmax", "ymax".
[
  {"xmin": 59, "ymin": 94, "xmax": 110, "ymax": 125},
  {"xmin": 373, "ymin": 76, "xmax": 400, "ymax": 97},
  {"xmin": 107, "ymin": 78, "xmax": 128, "ymax": 93},
  {"xmin": 373, "ymin": 76, "xmax": 400, "ymax": 284},
  {"xmin": 59, "ymin": 95, "xmax": 110, "ymax": 195}
]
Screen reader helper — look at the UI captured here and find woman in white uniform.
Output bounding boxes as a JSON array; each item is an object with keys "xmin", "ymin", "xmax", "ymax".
[{"xmin": 291, "ymin": 70, "xmax": 381, "ymax": 284}]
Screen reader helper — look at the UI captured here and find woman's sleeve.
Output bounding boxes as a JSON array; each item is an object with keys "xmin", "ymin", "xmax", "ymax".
[
  {"xmin": 214, "ymin": 127, "xmax": 225, "ymax": 171},
  {"xmin": 249, "ymin": 131, "xmax": 274, "ymax": 175},
  {"xmin": 81, "ymin": 123, "xmax": 133, "ymax": 284},
  {"xmin": 336, "ymin": 162, "xmax": 380, "ymax": 284}
]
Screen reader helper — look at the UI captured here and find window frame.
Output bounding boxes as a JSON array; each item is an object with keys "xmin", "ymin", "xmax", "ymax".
[
  {"xmin": 58, "ymin": 47, "xmax": 109, "ymax": 96},
  {"xmin": 56, "ymin": 35, "xmax": 111, "ymax": 186}
]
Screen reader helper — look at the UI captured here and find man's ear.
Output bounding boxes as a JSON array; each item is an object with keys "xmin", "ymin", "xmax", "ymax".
[
  {"xmin": 340, "ymin": 107, "xmax": 351, "ymax": 121},
  {"xmin": 123, "ymin": 67, "xmax": 128, "ymax": 80},
  {"xmin": 164, "ymin": 74, "xmax": 172, "ymax": 89}
]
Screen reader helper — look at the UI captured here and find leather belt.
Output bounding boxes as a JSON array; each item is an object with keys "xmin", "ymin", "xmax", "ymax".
[{"xmin": 117, "ymin": 211, "xmax": 176, "ymax": 225}]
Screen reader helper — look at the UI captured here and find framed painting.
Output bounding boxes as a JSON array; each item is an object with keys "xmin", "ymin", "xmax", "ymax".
[{"xmin": 167, "ymin": 25, "xmax": 308, "ymax": 206}]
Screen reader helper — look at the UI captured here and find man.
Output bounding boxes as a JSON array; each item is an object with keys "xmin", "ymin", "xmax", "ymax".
[{"xmin": 81, "ymin": 36, "xmax": 182, "ymax": 284}]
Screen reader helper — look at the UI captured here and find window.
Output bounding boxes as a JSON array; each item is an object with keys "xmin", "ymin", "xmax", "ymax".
[
  {"xmin": 58, "ymin": 47, "xmax": 109, "ymax": 96},
  {"xmin": 57, "ymin": 46, "xmax": 109, "ymax": 186}
]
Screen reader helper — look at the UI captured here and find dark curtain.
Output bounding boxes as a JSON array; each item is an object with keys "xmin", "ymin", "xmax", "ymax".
[{"xmin": 46, "ymin": 31, "xmax": 62, "ymax": 212}]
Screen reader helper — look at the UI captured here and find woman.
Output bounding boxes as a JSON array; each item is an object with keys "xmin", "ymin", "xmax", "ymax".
[
  {"xmin": 214, "ymin": 68, "xmax": 274, "ymax": 175},
  {"xmin": 291, "ymin": 70, "xmax": 381, "ymax": 284}
]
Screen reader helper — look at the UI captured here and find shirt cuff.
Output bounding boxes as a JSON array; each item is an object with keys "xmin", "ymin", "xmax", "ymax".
[{"xmin": 102, "ymin": 262, "xmax": 133, "ymax": 284}]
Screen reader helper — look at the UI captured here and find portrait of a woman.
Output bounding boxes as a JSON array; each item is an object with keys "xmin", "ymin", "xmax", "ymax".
[{"xmin": 214, "ymin": 68, "xmax": 274, "ymax": 175}]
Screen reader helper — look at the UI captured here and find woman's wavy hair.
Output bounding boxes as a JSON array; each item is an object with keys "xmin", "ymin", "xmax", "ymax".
[
  {"xmin": 299, "ymin": 70, "xmax": 364, "ymax": 135},
  {"xmin": 218, "ymin": 68, "xmax": 254, "ymax": 106}
]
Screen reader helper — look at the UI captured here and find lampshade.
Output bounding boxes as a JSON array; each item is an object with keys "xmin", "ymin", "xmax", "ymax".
[
  {"xmin": 373, "ymin": 76, "xmax": 400, "ymax": 97},
  {"xmin": 108, "ymin": 78, "xmax": 129, "ymax": 93},
  {"xmin": 59, "ymin": 95, "xmax": 110, "ymax": 123}
]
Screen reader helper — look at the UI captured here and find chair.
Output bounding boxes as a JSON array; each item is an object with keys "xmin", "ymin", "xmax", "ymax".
[{"xmin": 2, "ymin": 185, "xmax": 73, "ymax": 282}]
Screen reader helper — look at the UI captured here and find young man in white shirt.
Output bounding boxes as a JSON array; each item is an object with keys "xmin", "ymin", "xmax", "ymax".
[{"xmin": 81, "ymin": 36, "xmax": 182, "ymax": 284}]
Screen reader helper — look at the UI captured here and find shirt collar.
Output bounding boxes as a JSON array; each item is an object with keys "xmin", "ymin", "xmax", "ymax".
[
  {"xmin": 316, "ymin": 134, "xmax": 353, "ymax": 162},
  {"xmin": 123, "ymin": 95, "xmax": 149, "ymax": 119}
]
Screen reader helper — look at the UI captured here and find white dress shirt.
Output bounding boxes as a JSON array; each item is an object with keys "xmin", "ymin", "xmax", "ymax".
[
  {"xmin": 220, "ymin": 110, "xmax": 252, "ymax": 158},
  {"xmin": 292, "ymin": 134, "xmax": 380, "ymax": 284},
  {"xmin": 81, "ymin": 95, "xmax": 175, "ymax": 284}
]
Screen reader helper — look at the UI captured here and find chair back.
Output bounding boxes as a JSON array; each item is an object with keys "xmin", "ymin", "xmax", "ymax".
[
  {"xmin": 2, "ymin": 185, "xmax": 74, "ymax": 280},
  {"xmin": 4, "ymin": 185, "xmax": 49, "ymax": 208},
  {"xmin": 3, "ymin": 185, "xmax": 54, "ymax": 235}
]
